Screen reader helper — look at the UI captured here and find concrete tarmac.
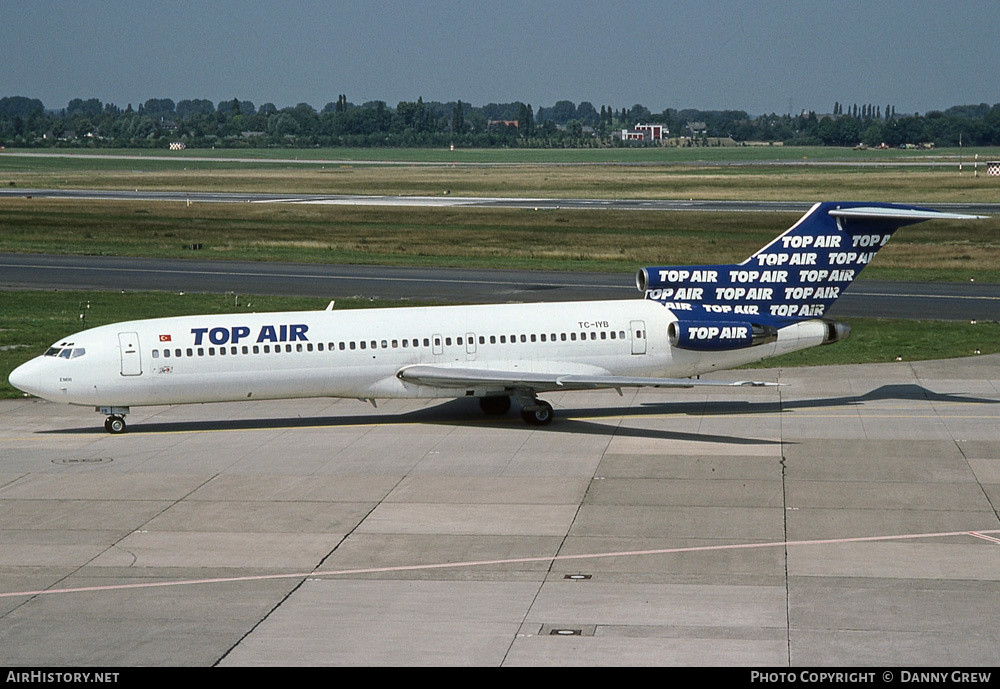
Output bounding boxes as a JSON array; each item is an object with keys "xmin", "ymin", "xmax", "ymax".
[{"xmin": 1, "ymin": 356, "xmax": 999, "ymax": 666}]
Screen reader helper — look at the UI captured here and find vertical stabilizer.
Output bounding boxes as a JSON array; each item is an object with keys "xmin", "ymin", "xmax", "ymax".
[{"xmin": 638, "ymin": 202, "xmax": 983, "ymax": 325}]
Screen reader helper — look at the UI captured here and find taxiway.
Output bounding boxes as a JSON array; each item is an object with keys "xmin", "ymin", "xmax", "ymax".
[{"xmin": 1, "ymin": 355, "xmax": 998, "ymax": 665}]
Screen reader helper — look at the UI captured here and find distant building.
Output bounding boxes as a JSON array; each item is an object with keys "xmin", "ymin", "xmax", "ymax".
[
  {"xmin": 619, "ymin": 123, "xmax": 666, "ymax": 141},
  {"xmin": 686, "ymin": 121, "xmax": 707, "ymax": 136}
]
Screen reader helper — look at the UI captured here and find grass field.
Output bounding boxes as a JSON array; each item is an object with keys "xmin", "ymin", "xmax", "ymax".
[
  {"xmin": 3, "ymin": 146, "xmax": 1000, "ymax": 201},
  {"xmin": 1, "ymin": 198, "xmax": 998, "ymax": 280}
]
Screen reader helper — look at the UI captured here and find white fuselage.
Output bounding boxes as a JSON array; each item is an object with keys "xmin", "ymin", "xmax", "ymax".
[{"xmin": 10, "ymin": 299, "xmax": 826, "ymax": 408}]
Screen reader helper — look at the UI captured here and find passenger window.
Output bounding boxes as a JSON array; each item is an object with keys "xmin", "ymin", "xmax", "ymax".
[
  {"xmin": 243, "ymin": 346, "xmax": 249, "ymax": 354},
  {"xmin": 540, "ymin": 334, "xmax": 546, "ymax": 342},
  {"xmin": 198, "ymin": 348, "xmax": 205, "ymax": 357},
  {"xmin": 186, "ymin": 348, "xmax": 193, "ymax": 356},
  {"xmin": 490, "ymin": 336, "xmax": 496, "ymax": 344},
  {"xmin": 297, "ymin": 344, "xmax": 303, "ymax": 352},
  {"xmin": 163, "ymin": 349, "xmax": 171, "ymax": 358},
  {"xmin": 381, "ymin": 340, "xmax": 388, "ymax": 349},
  {"xmin": 264, "ymin": 345, "xmax": 271, "ymax": 353},
  {"xmin": 457, "ymin": 337, "xmax": 463, "ymax": 346},
  {"xmin": 152, "ymin": 350, "xmax": 159, "ymax": 359},
  {"xmin": 209, "ymin": 347, "xmax": 216, "ymax": 356},
  {"xmin": 219, "ymin": 347, "xmax": 226, "ymax": 356},
  {"xmin": 500, "ymin": 335, "xmax": 506, "ymax": 344},
  {"xmin": 286, "ymin": 344, "xmax": 293, "ymax": 352},
  {"xmin": 252, "ymin": 346, "xmax": 259, "ymax": 354},
  {"xmin": 445, "ymin": 337, "xmax": 452, "ymax": 346},
  {"xmin": 601, "ymin": 332, "xmax": 607, "ymax": 340}
]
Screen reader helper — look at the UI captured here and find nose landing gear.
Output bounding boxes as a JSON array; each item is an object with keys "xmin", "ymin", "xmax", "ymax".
[{"xmin": 98, "ymin": 406, "xmax": 130, "ymax": 434}]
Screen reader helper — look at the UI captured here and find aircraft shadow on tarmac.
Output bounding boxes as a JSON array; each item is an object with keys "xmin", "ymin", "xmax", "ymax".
[{"xmin": 41, "ymin": 384, "xmax": 996, "ymax": 445}]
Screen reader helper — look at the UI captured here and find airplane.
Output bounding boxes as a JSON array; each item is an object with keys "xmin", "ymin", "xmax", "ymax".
[{"xmin": 8, "ymin": 201, "xmax": 984, "ymax": 434}]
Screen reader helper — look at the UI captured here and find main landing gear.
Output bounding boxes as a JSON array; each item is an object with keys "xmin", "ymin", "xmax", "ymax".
[
  {"xmin": 519, "ymin": 399, "xmax": 553, "ymax": 426},
  {"xmin": 479, "ymin": 395, "xmax": 512, "ymax": 416},
  {"xmin": 479, "ymin": 394, "xmax": 554, "ymax": 426},
  {"xmin": 98, "ymin": 407, "xmax": 129, "ymax": 434}
]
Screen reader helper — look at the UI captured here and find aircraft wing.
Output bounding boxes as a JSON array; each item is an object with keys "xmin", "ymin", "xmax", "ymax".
[{"xmin": 396, "ymin": 364, "xmax": 779, "ymax": 392}]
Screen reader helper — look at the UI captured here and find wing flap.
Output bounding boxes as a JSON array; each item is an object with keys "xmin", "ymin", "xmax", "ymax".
[{"xmin": 396, "ymin": 364, "xmax": 778, "ymax": 391}]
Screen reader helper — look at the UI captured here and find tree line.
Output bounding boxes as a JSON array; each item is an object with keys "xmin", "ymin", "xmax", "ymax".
[{"xmin": 2, "ymin": 94, "xmax": 1000, "ymax": 149}]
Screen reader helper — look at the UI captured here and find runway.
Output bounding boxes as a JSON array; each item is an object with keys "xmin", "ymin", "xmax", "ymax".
[
  {"xmin": 1, "ymin": 355, "xmax": 998, "ymax": 665},
  {"xmin": 2, "ymin": 252, "xmax": 999, "ymax": 321},
  {"xmin": 3, "ymin": 187, "xmax": 1000, "ymax": 216}
]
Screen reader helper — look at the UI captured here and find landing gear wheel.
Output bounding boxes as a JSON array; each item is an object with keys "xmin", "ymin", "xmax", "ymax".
[
  {"xmin": 479, "ymin": 396, "xmax": 512, "ymax": 416},
  {"xmin": 105, "ymin": 415, "xmax": 126, "ymax": 434},
  {"xmin": 520, "ymin": 400, "xmax": 553, "ymax": 426}
]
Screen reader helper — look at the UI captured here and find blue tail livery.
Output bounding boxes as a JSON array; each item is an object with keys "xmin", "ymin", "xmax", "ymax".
[{"xmin": 638, "ymin": 202, "xmax": 981, "ymax": 330}]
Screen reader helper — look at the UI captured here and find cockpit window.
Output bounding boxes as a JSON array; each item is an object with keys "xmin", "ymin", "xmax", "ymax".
[{"xmin": 45, "ymin": 347, "xmax": 86, "ymax": 359}]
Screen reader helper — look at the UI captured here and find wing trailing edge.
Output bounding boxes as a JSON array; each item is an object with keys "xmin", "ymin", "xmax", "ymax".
[{"xmin": 396, "ymin": 364, "xmax": 779, "ymax": 392}]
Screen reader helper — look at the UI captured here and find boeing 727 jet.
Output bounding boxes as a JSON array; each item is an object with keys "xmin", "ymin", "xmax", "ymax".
[{"xmin": 8, "ymin": 202, "xmax": 983, "ymax": 433}]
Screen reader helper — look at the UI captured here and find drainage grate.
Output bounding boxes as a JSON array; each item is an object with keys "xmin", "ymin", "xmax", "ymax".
[{"xmin": 539, "ymin": 624, "xmax": 596, "ymax": 637}]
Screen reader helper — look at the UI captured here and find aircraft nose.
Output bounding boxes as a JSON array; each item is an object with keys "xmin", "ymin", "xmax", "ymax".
[{"xmin": 9, "ymin": 358, "xmax": 43, "ymax": 397}]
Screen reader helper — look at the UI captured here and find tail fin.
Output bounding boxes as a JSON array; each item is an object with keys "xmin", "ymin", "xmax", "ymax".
[{"xmin": 638, "ymin": 202, "xmax": 983, "ymax": 326}]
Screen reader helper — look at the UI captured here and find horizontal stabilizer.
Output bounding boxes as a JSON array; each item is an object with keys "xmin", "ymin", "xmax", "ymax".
[{"xmin": 827, "ymin": 207, "xmax": 987, "ymax": 221}]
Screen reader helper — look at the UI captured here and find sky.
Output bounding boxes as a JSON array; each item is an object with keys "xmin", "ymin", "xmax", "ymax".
[{"xmin": 2, "ymin": 0, "xmax": 998, "ymax": 116}]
